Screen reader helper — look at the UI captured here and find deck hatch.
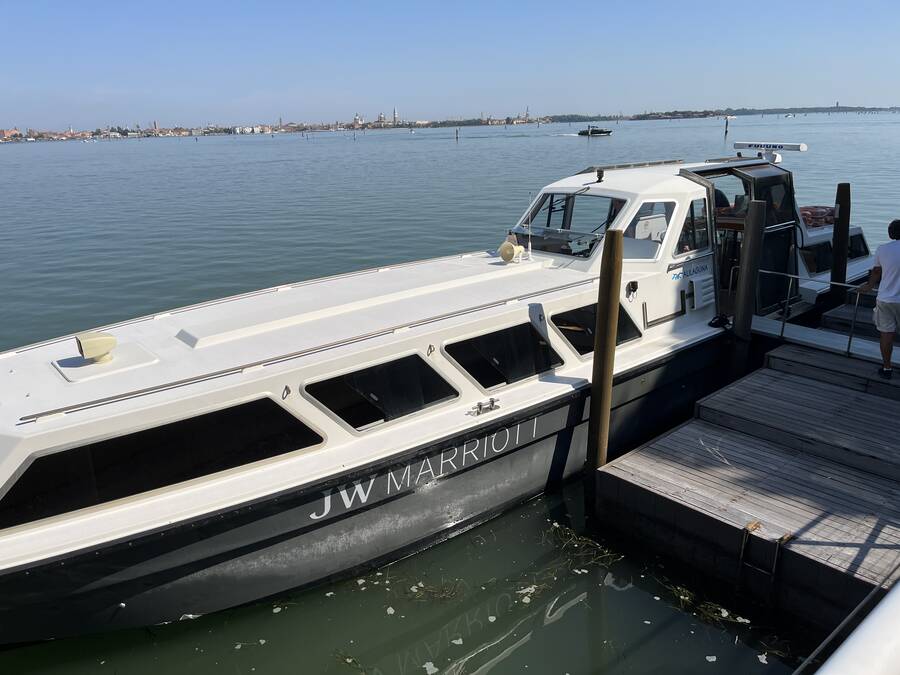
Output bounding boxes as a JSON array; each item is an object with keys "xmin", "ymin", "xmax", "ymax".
[
  {"xmin": 305, "ymin": 355, "xmax": 458, "ymax": 431},
  {"xmin": 445, "ymin": 323, "xmax": 563, "ymax": 389},
  {"xmin": 0, "ymin": 399, "xmax": 323, "ymax": 531}
]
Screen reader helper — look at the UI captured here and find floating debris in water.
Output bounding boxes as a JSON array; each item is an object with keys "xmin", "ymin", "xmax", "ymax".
[
  {"xmin": 451, "ymin": 637, "xmax": 463, "ymax": 645},
  {"xmin": 326, "ymin": 592, "xmax": 335, "ymax": 597},
  {"xmin": 356, "ymin": 579, "xmax": 365, "ymax": 586},
  {"xmin": 423, "ymin": 661, "xmax": 439, "ymax": 674},
  {"xmin": 705, "ymin": 655, "xmax": 717, "ymax": 662},
  {"xmin": 757, "ymin": 653, "xmax": 768, "ymax": 664},
  {"xmin": 334, "ymin": 651, "xmax": 368, "ymax": 673},
  {"xmin": 643, "ymin": 620, "xmax": 651, "ymax": 625},
  {"xmin": 386, "ymin": 607, "xmax": 395, "ymax": 616},
  {"xmin": 488, "ymin": 615, "xmax": 496, "ymax": 623},
  {"xmin": 272, "ymin": 607, "xmax": 282, "ymax": 614}
]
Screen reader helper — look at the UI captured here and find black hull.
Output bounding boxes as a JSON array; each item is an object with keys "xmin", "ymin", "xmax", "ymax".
[{"xmin": 0, "ymin": 335, "xmax": 726, "ymax": 645}]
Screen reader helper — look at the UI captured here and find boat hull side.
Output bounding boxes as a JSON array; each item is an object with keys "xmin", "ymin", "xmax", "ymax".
[{"xmin": 0, "ymin": 334, "xmax": 725, "ymax": 644}]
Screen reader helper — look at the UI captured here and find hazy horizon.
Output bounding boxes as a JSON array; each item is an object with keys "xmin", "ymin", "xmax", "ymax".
[{"xmin": 3, "ymin": 0, "xmax": 899, "ymax": 130}]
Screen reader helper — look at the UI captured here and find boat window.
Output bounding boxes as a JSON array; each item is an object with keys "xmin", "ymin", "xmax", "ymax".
[
  {"xmin": 800, "ymin": 242, "xmax": 833, "ymax": 274},
  {"xmin": 511, "ymin": 192, "xmax": 627, "ymax": 258},
  {"xmin": 551, "ymin": 304, "xmax": 642, "ymax": 355},
  {"xmin": 445, "ymin": 323, "xmax": 563, "ymax": 389},
  {"xmin": 0, "ymin": 399, "xmax": 323, "ymax": 531},
  {"xmin": 709, "ymin": 174, "xmax": 751, "ymax": 221},
  {"xmin": 675, "ymin": 198, "xmax": 710, "ymax": 255},
  {"xmin": 755, "ymin": 180, "xmax": 797, "ymax": 226},
  {"xmin": 801, "ymin": 235, "xmax": 871, "ymax": 274},
  {"xmin": 622, "ymin": 201, "xmax": 675, "ymax": 259},
  {"xmin": 306, "ymin": 354, "xmax": 458, "ymax": 430},
  {"xmin": 849, "ymin": 234, "xmax": 869, "ymax": 259}
]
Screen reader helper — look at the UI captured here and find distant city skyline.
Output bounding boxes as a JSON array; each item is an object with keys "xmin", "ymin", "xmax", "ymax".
[{"xmin": 3, "ymin": 1, "xmax": 899, "ymax": 130}]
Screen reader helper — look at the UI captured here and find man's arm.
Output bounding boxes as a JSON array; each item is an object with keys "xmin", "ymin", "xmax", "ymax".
[{"xmin": 859, "ymin": 266, "xmax": 882, "ymax": 293}]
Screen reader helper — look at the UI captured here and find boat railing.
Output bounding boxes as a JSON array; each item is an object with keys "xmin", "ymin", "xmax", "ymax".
[{"xmin": 756, "ymin": 269, "xmax": 869, "ymax": 356}]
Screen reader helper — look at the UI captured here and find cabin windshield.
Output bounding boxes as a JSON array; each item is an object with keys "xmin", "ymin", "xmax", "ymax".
[{"xmin": 511, "ymin": 191, "xmax": 627, "ymax": 258}]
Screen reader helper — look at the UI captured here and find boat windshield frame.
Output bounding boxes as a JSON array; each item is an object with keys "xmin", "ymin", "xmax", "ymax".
[{"xmin": 511, "ymin": 190, "xmax": 628, "ymax": 258}]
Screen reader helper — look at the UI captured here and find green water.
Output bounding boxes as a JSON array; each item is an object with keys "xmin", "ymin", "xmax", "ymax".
[{"xmin": 0, "ymin": 484, "xmax": 799, "ymax": 674}]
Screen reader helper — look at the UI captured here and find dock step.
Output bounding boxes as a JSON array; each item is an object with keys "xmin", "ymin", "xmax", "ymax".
[
  {"xmin": 767, "ymin": 344, "xmax": 900, "ymax": 401},
  {"xmin": 596, "ymin": 419, "xmax": 900, "ymax": 629},
  {"xmin": 697, "ymin": 368, "xmax": 900, "ymax": 481}
]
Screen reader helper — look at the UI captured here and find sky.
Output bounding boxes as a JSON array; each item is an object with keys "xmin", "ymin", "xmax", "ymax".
[{"xmin": 2, "ymin": 0, "xmax": 899, "ymax": 130}]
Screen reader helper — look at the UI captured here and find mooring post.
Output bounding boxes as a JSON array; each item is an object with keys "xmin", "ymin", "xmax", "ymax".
[
  {"xmin": 830, "ymin": 182, "xmax": 851, "ymax": 304},
  {"xmin": 732, "ymin": 200, "xmax": 767, "ymax": 342},
  {"xmin": 587, "ymin": 230, "xmax": 623, "ymax": 470}
]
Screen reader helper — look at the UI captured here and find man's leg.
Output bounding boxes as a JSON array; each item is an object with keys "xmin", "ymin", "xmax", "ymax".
[{"xmin": 880, "ymin": 330, "xmax": 895, "ymax": 369}]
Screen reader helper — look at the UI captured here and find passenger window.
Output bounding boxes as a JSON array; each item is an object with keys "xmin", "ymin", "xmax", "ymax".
[
  {"xmin": 800, "ymin": 242, "xmax": 833, "ymax": 274},
  {"xmin": 849, "ymin": 234, "xmax": 869, "ymax": 259},
  {"xmin": 676, "ymin": 199, "xmax": 710, "ymax": 255},
  {"xmin": 551, "ymin": 304, "xmax": 642, "ymax": 355},
  {"xmin": 306, "ymin": 354, "xmax": 457, "ymax": 430},
  {"xmin": 622, "ymin": 201, "xmax": 675, "ymax": 259},
  {"xmin": 0, "ymin": 399, "xmax": 323, "ymax": 530},
  {"xmin": 446, "ymin": 323, "xmax": 563, "ymax": 389}
]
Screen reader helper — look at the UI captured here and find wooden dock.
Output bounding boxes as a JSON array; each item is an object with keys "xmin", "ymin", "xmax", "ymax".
[{"xmin": 595, "ymin": 344, "xmax": 900, "ymax": 631}]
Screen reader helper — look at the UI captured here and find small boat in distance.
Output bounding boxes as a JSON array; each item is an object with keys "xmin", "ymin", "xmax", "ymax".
[{"xmin": 578, "ymin": 125, "xmax": 612, "ymax": 137}]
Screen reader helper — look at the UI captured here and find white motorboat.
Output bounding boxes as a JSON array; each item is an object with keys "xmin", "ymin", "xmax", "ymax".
[{"xmin": 0, "ymin": 141, "xmax": 873, "ymax": 643}]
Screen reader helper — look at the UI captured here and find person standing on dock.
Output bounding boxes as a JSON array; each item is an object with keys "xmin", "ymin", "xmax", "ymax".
[{"xmin": 860, "ymin": 219, "xmax": 900, "ymax": 378}]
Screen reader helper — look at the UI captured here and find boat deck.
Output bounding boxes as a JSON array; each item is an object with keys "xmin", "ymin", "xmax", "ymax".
[{"xmin": 596, "ymin": 343, "xmax": 900, "ymax": 631}]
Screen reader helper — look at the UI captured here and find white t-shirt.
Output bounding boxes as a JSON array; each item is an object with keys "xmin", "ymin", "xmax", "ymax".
[{"xmin": 874, "ymin": 240, "xmax": 900, "ymax": 303}]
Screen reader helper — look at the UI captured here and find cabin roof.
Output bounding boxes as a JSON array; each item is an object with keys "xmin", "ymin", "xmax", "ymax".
[
  {"xmin": 0, "ymin": 252, "xmax": 590, "ymax": 433},
  {"xmin": 541, "ymin": 158, "xmax": 772, "ymax": 199}
]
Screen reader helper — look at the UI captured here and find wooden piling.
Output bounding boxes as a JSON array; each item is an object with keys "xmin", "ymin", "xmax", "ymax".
[
  {"xmin": 587, "ymin": 230, "xmax": 623, "ymax": 470},
  {"xmin": 732, "ymin": 200, "xmax": 767, "ymax": 342},
  {"xmin": 830, "ymin": 183, "xmax": 851, "ymax": 303}
]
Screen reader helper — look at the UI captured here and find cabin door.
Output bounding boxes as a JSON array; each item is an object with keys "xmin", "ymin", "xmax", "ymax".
[{"xmin": 734, "ymin": 165, "xmax": 802, "ymax": 314}]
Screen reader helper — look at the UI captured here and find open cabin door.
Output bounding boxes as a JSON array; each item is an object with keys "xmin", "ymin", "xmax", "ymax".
[
  {"xmin": 678, "ymin": 169, "xmax": 721, "ymax": 317},
  {"xmin": 733, "ymin": 164, "xmax": 801, "ymax": 314},
  {"xmin": 689, "ymin": 162, "xmax": 802, "ymax": 318}
]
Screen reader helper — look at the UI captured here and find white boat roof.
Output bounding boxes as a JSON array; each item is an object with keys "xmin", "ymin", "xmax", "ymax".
[
  {"xmin": 0, "ymin": 252, "xmax": 591, "ymax": 432},
  {"xmin": 541, "ymin": 158, "xmax": 770, "ymax": 199}
]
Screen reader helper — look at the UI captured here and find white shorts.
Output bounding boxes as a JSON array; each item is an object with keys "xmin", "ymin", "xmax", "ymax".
[{"xmin": 874, "ymin": 301, "xmax": 900, "ymax": 333}]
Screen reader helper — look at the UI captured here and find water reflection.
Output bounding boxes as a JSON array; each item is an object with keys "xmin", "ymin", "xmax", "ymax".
[{"xmin": 1, "ymin": 483, "xmax": 800, "ymax": 674}]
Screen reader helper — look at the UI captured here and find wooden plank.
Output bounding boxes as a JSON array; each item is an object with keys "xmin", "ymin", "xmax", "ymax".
[
  {"xmin": 767, "ymin": 344, "xmax": 900, "ymax": 400},
  {"xmin": 640, "ymin": 436, "xmax": 900, "ymax": 534},
  {"xmin": 600, "ymin": 419, "xmax": 900, "ymax": 587},
  {"xmin": 625, "ymin": 437, "xmax": 900, "ymax": 557},
  {"xmin": 698, "ymin": 369, "xmax": 900, "ymax": 479}
]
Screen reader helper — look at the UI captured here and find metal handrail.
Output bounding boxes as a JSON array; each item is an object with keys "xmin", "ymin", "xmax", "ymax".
[{"xmin": 757, "ymin": 269, "xmax": 871, "ymax": 356}]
